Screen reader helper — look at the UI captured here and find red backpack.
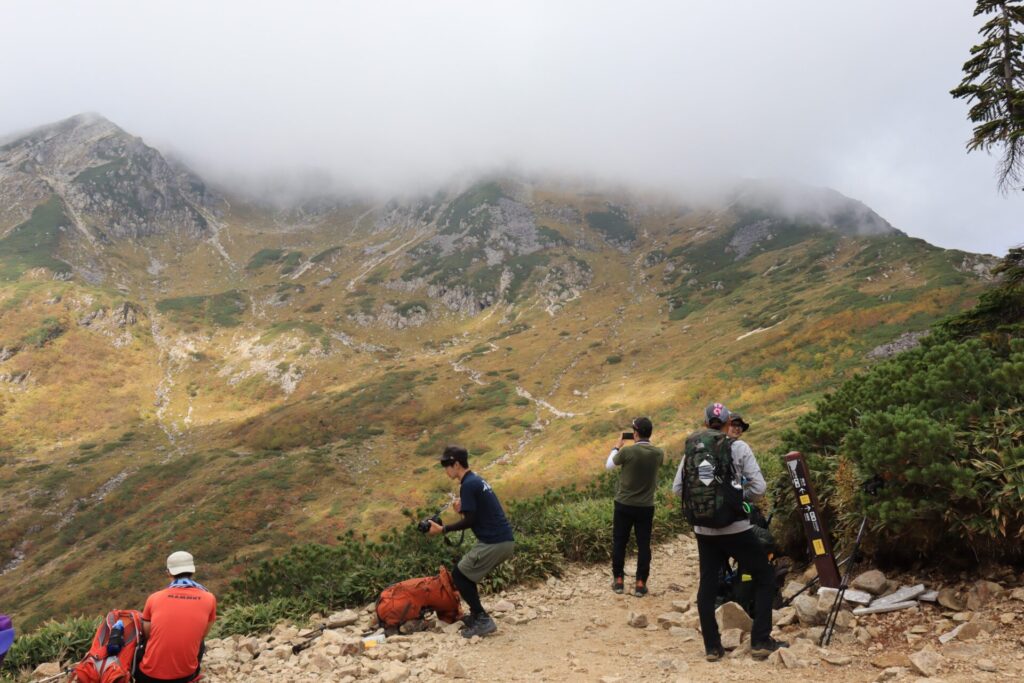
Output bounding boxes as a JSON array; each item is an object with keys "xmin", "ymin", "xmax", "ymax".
[
  {"xmin": 375, "ymin": 566, "xmax": 463, "ymax": 628},
  {"xmin": 71, "ymin": 610, "xmax": 143, "ymax": 683}
]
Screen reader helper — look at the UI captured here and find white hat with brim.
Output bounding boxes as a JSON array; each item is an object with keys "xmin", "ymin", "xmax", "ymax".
[{"xmin": 167, "ymin": 550, "xmax": 196, "ymax": 575}]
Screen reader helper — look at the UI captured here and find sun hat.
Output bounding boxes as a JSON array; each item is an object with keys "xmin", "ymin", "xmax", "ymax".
[
  {"xmin": 728, "ymin": 413, "xmax": 750, "ymax": 432},
  {"xmin": 166, "ymin": 551, "xmax": 196, "ymax": 575}
]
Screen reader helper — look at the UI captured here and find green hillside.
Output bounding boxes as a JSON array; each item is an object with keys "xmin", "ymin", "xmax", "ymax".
[{"xmin": 0, "ymin": 173, "xmax": 999, "ymax": 632}]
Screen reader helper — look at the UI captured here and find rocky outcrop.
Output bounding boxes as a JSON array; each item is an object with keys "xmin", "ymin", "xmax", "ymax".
[
  {"xmin": 426, "ymin": 284, "xmax": 497, "ymax": 316},
  {"xmin": 867, "ymin": 330, "xmax": 930, "ymax": 360},
  {"xmin": 0, "ymin": 113, "xmax": 220, "ymax": 241},
  {"xmin": 729, "ymin": 218, "xmax": 778, "ymax": 259},
  {"xmin": 540, "ymin": 259, "xmax": 593, "ymax": 314},
  {"xmin": 348, "ymin": 302, "xmax": 431, "ymax": 329}
]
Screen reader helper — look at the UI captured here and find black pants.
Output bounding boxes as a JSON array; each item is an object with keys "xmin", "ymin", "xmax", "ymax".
[
  {"xmin": 696, "ymin": 530, "xmax": 774, "ymax": 649},
  {"xmin": 134, "ymin": 642, "xmax": 205, "ymax": 683},
  {"xmin": 451, "ymin": 566, "xmax": 485, "ymax": 617},
  {"xmin": 611, "ymin": 501, "xmax": 655, "ymax": 582}
]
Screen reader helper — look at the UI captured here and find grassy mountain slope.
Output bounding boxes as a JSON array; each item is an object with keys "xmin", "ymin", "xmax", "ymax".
[{"xmin": 0, "ymin": 117, "xmax": 999, "ymax": 628}]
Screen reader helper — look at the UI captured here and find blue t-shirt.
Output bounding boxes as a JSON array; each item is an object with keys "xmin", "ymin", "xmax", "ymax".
[{"xmin": 459, "ymin": 471, "xmax": 514, "ymax": 544}]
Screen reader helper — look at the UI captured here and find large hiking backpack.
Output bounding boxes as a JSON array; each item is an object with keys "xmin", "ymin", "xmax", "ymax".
[
  {"xmin": 71, "ymin": 609, "xmax": 143, "ymax": 683},
  {"xmin": 680, "ymin": 428, "xmax": 745, "ymax": 528},
  {"xmin": 719, "ymin": 503, "xmax": 789, "ymax": 615},
  {"xmin": 376, "ymin": 566, "xmax": 463, "ymax": 629}
]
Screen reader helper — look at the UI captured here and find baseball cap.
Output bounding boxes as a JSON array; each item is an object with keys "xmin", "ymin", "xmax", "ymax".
[
  {"xmin": 704, "ymin": 402, "xmax": 731, "ymax": 425},
  {"xmin": 166, "ymin": 550, "xmax": 196, "ymax": 575},
  {"xmin": 728, "ymin": 413, "xmax": 750, "ymax": 432}
]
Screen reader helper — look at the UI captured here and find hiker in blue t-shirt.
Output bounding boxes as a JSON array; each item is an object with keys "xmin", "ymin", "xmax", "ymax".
[{"xmin": 427, "ymin": 445, "xmax": 515, "ymax": 638}]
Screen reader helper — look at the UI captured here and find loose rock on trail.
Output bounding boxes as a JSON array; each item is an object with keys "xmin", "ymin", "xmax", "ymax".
[{"xmin": 87, "ymin": 535, "xmax": 1024, "ymax": 683}]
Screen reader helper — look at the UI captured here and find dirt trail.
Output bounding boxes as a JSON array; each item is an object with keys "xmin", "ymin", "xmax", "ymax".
[
  {"xmin": 200, "ymin": 534, "xmax": 1024, "ymax": 683},
  {"xmin": 446, "ymin": 535, "xmax": 1019, "ymax": 683}
]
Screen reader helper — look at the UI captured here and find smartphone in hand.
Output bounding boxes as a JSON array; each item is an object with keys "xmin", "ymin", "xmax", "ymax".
[{"xmin": 621, "ymin": 432, "xmax": 634, "ymax": 440}]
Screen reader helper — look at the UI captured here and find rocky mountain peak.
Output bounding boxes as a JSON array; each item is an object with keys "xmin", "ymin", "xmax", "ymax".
[
  {"xmin": 730, "ymin": 179, "xmax": 901, "ymax": 238},
  {"xmin": 0, "ymin": 113, "xmax": 221, "ymax": 243}
]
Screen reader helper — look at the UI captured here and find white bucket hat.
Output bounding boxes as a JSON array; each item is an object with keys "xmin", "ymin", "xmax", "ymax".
[{"xmin": 166, "ymin": 550, "xmax": 196, "ymax": 575}]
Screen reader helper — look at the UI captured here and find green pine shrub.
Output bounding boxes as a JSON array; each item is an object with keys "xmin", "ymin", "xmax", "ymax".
[{"xmin": 773, "ymin": 248, "xmax": 1024, "ymax": 566}]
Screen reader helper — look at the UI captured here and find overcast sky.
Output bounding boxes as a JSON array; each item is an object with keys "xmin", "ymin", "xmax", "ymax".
[{"xmin": 1, "ymin": 1, "xmax": 1020, "ymax": 255}]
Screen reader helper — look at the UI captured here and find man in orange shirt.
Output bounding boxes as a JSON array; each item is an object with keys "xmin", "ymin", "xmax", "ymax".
[{"xmin": 136, "ymin": 551, "xmax": 216, "ymax": 683}]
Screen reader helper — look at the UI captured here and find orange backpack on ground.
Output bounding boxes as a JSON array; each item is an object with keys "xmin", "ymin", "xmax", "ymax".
[
  {"xmin": 71, "ymin": 609, "xmax": 143, "ymax": 683},
  {"xmin": 375, "ymin": 566, "xmax": 463, "ymax": 628}
]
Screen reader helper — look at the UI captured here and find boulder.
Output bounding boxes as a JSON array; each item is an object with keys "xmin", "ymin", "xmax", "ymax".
[
  {"xmin": 715, "ymin": 601, "xmax": 753, "ymax": 633},
  {"xmin": 909, "ymin": 647, "xmax": 943, "ymax": 677},
  {"xmin": 817, "ymin": 586, "xmax": 873, "ymax": 605},
  {"xmin": 627, "ymin": 611, "xmax": 648, "ymax": 628},
  {"xmin": 239, "ymin": 637, "xmax": 261, "ymax": 657},
  {"xmin": 1010, "ymin": 587, "xmax": 1024, "ymax": 601},
  {"xmin": 775, "ymin": 647, "xmax": 808, "ymax": 669},
  {"xmin": 871, "ymin": 584, "xmax": 926, "ymax": 608},
  {"xmin": 851, "ymin": 569, "xmax": 888, "ymax": 595},
  {"xmin": 976, "ymin": 659, "xmax": 998, "ymax": 673},
  {"xmin": 668, "ymin": 626, "xmax": 699, "ymax": 641},
  {"xmin": 657, "ymin": 612, "xmax": 686, "ymax": 629},
  {"xmin": 793, "ymin": 594, "xmax": 823, "ymax": 626},
  {"xmin": 773, "ymin": 607, "xmax": 797, "ymax": 626},
  {"xmin": 379, "ymin": 663, "xmax": 411, "ymax": 683},
  {"xmin": 936, "ymin": 587, "xmax": 965, "ymax": 611},
  {"xmin": 816, "ymin": 590, "xmax": 837, "ymax": 618},
  {"xmin": 966, "ymin": 579, "xmax": 1003, "ymax": 610},
  {"xmin": 823, "ymin": 653, "xmax": 852, "ymax": 666},
  {"xmin": 852, "ymin": 600, "xmax": 918, "ymax": 616},
  {"xmin": 721, "ymin": 628, "xmax": 743, "ymax": 650},
  {"xmin": 491, "ymin": 599, "xmax": 515, "ymax": 613},
  {"xmin": 327, "ymin": 609, "xmax": 360, "ymax": 628},
  {"xmin": 871, "ymin": 652, "xmax": 912, "ymax": 669},
  {"xmin": 445, "ymin": 658, "xmax": 469, "ymax": 678},
  {"xmin": 670, "ymin": 599, "xmax": 691, "ymax": 613},
  {"xmin": 938, "ymin": 621, "xmax": 981, "ymax": 644},
  {"xmin": 782, "ymin": 580, "xmax": 806, "ymax": 601}
]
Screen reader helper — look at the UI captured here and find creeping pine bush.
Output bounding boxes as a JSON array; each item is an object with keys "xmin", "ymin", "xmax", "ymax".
[
  {"xmin": 0, "ymin": 617, "xmax": 96, "ymax": 679},
  {"xmin": 7, "ymin": 459, "xmax": 691, "ymax": 671},
  {"xmin": 773, "ymin": 249, "xmax": 1024, "ymax": 565},
  {"xmin": 223, "ymin": 463, "xmax": 687, "ymax": 635}
]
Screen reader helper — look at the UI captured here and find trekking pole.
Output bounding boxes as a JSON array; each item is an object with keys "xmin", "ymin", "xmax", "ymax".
[
  {"xmin": 781, "ymin": 554, "xmax": 855, "ymax": 607},
  {"xmin": 820, "ymin": 514, "xmax": 868, "ymax": 647},
  {"xmin": 34, "ymin": 667, "xmax": 73, "ymax": 683},
  {"xmin": 291, "ymin": 624, "xmax": 327, "ymax": 655}
]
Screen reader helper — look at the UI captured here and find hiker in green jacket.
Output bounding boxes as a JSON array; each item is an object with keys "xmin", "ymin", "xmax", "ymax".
[{"xmin": 605, "ymin": 416, "xmax": 664, "ymax": 596}]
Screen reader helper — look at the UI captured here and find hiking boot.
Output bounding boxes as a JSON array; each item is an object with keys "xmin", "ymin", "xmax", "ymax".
[
  {"xmin": 634, "ymin": 580, "xmax": 648, "ymax": 597},
  {"xmin": 459, "ymin": 614, "xmax": 477, "ymax": 630},
  {"xmin": 461, "ymin": 613, "xmax": 497, "ymax": 638},
  {"xmin": 611, "ymin": 576, "xmax": 624, "ymax": 594},
  {"xmin": 750, "ymin": 637, "xmax": 788, "ymax": 660},
  {"xmin": 705, "ymin": 645, "xmax": 726, "ymax": 662}
]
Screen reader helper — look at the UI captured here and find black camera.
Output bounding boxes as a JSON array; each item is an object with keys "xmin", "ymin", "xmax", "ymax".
[
  {"xmin": 621, "ymin": 432, "xmax": 634, "ymax": 440},
  {"xmin": 417, "ymin": 514, "xmax": 442, "ymax": 533}
]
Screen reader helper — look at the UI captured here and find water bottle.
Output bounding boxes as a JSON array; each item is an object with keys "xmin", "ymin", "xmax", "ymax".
[{"xmin": 107, "ymin": 620, "xmax": 124, "ymax": 656}]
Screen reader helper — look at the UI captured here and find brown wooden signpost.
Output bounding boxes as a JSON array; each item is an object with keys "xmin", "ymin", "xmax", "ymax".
[{"xmin": 784, "ymin": 451, "xmax": 841, "ymax": 588}]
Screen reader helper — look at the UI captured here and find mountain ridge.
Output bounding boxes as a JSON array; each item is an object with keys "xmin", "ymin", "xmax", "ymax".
[{"xmin": 0, "ymin": 114, "xmax": 1001, "ymax": 628}]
